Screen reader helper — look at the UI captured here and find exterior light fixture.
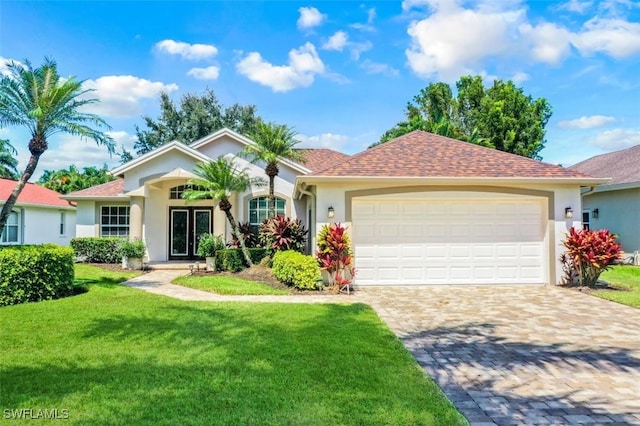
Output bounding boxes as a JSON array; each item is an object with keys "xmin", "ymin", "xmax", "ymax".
[
  {"xmin": 593, "ymin": 208, "xmax": 599, "ymax": 219},
  {"xmin": 565, "ymin": 207, "xmax": 573, "ymax": 219},
  {"xmin": 327, "ymin": 206, "xmax": 335, "ymax": 218}
]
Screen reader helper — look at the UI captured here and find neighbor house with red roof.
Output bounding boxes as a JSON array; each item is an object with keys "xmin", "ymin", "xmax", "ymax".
[
  {"xmin": 64, "ymin": 128, "xmax": 604, "ymax": 285},
  {"xmin": 570, "ymin": 145, "xmax": 640, "ymax": 257},
  {"xmin": 0, "ymin": 179, "xmax": 76, "ymax": 246}
]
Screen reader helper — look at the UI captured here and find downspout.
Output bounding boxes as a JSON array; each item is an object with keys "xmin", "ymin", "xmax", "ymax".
[
  {"xmin": 581, "ymin": 186, "xmax": 597, "ymax": 197},
  {"xmin": 297, "ymin": 184, "xmax": 316, "ymax": 254}
]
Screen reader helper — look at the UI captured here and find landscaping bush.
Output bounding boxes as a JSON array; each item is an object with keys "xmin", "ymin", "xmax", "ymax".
[
  {"xmin": 0, "ymin": 245, "xmax": 79, "ymax": 306},
  {"xmin": 215, "ymin": 248, "xmax": 269, "ymax": 272},
  {"xmin": 118, "ymin": 238, "xmax": 146, "ymax": 258},
  {"xmin": 272, "ymin": 250, "xmax": 321, "ymax": 290},
  {"xmin": 259, "ymin": 215, "xmax": 308, "ymax": 253},
  {"xmin": 561, "ymin": 227, "xmax": 622, "ymax": 287},
  {"xmin": 71, "ymin": 237, "xmax": 122, "ymax": 263},
  {"xmin": 316, "ymin": 223, "xmax": 355, "ymax": 289}
]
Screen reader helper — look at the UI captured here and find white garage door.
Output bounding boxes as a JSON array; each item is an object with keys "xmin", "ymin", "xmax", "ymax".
[{"xmin": 352, "ymin": 195, "xmax": 546, "ymax": 285}]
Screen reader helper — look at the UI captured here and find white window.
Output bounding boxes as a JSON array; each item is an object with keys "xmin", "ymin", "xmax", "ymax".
[
  {"xmin": 1, "ymin": 211, "xmax": 19, "ymax": 244},
  {"xmin": 248, "ymin": 196, "xmax": 286, "ymax": 233},
  {"xmin": 59, "ymin": 212, "xmax": 66, "ymax": 236},
  {"xmin": 100, "ymin": 206, "xmax": 130, "ymax": 237}
]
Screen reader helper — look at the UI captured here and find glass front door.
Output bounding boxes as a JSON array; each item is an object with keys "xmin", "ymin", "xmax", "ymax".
[{"xmin": 169, "ymin": 207, "xmax": 212, "ymax": 260}]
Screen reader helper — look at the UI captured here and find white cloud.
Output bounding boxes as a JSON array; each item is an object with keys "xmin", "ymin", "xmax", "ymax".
[
  {"xmin": 360, "ymin": 60, "xmax": 399, "ymax": 77},
  {"xmin": 591, "ymin": 128, "xmax": 640, "ymax": 150},
  {"xmin": 297, "ymin": 133, "xmax": 349, "ymax": 150},
  {"xmin": 187, "ymin": 66, "xmax": 220, "ymax": 80},
  {"xmin": 0, "ymin": 57, "xmax": 23, "ymax": 76},
  {"xmin": 401, "ymin": 0, "xmax": 431, "ymax": 12},
  {"xmin": 82, "ymin": 75, "xmax": 178, "ymax": 118},
  {"xmin": 556, "ymin": 0, "xmax": 594, "ymax": 13},
  {"xmin": 323, "ymin": 31, "xmax": 348, "ymax": 51},
  {"xmin": 573, "ymin": 18, "xmax": 640, "ymax": 58},
  {"xmin": 297, "ymin": 7, "xmax": 326, "ymax": 30},
  {"xmin": 405, "ymin": 3, "xmax": 526, "ymax": 80},
  {"xmin": 367, "ymin": 7, "xmax": 376, "ymax": 24},
  {"xmin": 155, "ymin": 39, "xmax": 218, "ymax": 60},
  {"xmin": 511, "ymin": 71, "xmax": 530, "ymax": 83},
  {"xmin": 236, "ymin": 43, "xmax": 325, "ymax": 92},
  {"xmin": 106, "ymin": 130, "xmax": 137, "ymax": 152},
  {"xmin": 559, "ymin": 115, "xmax": 616, "ymax": 129},
  {"xmin": 350, "ymin": 41, "xmax": 373, "ymax": 60},
  {"xmin": 520, "ymin": 22, "xmax": 573, "ymax": 65}
]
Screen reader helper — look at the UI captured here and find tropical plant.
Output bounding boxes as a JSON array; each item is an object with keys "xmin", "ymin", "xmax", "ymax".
[
  {"xmin": 243, "ymin": 122, "xmax": 306, "ymax": 218},
  {"xmin": 259, "ymin": 214, "xmax": 308, "ymax": 253},
  {"xmin": 561, "ymin": 227, "xmax": 622, "ymax": 287},
  {"xmin": 0, "ymin": 138, "xmax": 19, "ymax": 179},
  {"xmin": 0, "ymin": 58, "xmax": 115, "ymax": 235},
  {"xmin": 230, "ymin": 222, "xmax": 261, "ymax": 249},
  {"xmin": 38, "ymin": 164, "xmax": 115, "ymax": 194},
  {"xmin": 316, "ymin": 223, "xmax": 355, "ymax": 290},
  {"xmin": 197, "ymin": 233, "xmax": 225, "ymax": 257},
  {"xmin": 182, "ymin": 157, "xmax": 265, "ymax": 267},
  {"xmin": 272, "ymin": 250, "xmax": 321, "ymax": 290}
]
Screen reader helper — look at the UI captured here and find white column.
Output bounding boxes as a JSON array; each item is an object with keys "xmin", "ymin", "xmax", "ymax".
[{"xmin": 129, "ymin": 196, "xmax": 144, "ymax": 241}]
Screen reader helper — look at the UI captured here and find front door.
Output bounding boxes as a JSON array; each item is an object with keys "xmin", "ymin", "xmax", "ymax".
[{"xmin": 169, "ymin": 207, "xmax": 212, "ymax": 260}]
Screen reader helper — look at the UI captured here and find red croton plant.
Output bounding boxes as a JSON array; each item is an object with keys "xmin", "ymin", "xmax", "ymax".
[
  {"xmin": 316, "ymin": 222, "xmax": 355, "ymax": 290},
  {"xmin": 561, "ymin": 227, "xmax": 622, "ymax": 287}
]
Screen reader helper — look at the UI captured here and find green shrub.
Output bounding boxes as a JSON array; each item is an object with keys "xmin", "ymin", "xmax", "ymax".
[
  {"xmin": 197, "ymin": 234, "xmax": 226, "ymax": 257},
  {"xmin": 0, "ymin": 245, "xmax": 79, "ymax": 306},
  {"xmin": 215, "ymin": 248, "xmax": 269, "ymax": 272},
  {"xmin": 259, "ymin": 215, "xmax": 308, "ymax": 253},
  {"xmin": 71, "ymin": 237, "xmax": 122, "ymax": 263},
  {"xmin": 118, "ymin": 238, "xmax": 146, "ymax": 258},
  {"xmin": 272, "ymin": 250, "xmax": 321, "ymax": 290}
]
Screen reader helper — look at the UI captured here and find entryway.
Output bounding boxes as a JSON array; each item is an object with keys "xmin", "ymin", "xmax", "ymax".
[{"xmin": 168, "ymin": 207, "xmax": 213, "ymax": 260}]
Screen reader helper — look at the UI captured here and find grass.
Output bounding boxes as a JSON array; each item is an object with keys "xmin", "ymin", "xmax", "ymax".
[
  {"xmin": 1, "ymin": 264, "xmax": 464, "ymax": 426},
  {"xmin": 597, "ymin": 265, "xmax": 640, "ymax": 308},
  {"xmin": 173, "ymin": 274, "xmax": 290, "ymax": 295}
]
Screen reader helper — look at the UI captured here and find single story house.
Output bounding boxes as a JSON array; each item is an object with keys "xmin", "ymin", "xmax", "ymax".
[
  {"xmin": 0, "ymin": 178, "xmax": 76, "ymax": 246},
  {"xmin": 64, "ymin": 128, "xmax": 604, "ymax": 286},
  {"xmin": 570, "ymin": 144, "xmax": 640, "ymax": 255}
]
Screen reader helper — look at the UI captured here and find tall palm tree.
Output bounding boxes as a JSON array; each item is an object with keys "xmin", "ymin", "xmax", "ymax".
[
  {"xmin": 182, "ymin": 157, "xmax": 265, "ymax": 267},
  {"xmin": 0, "ymin": 58, "xmax": 114, "ymax": 233},
  {"xmin": 243, "ymin": 122, "xmax": 305, "ymax": 218},
  {"xmin": 0, "ymin": 139, "xmax": 19, "ymax": 179}
]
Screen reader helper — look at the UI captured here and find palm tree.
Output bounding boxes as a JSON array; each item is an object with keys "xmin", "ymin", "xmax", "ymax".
[
  {"xmin": 0, "ymin": 58, "xmax": 114, "ymax": 233},
  {"xmin": 243, "ymin": 122, "xmax": 305, "ymax": 218},
  {"xmin": 182, "ymin": 157, "xmax": 265, "ymax": 267},
  {"xmin": 0, "ymin": 139, "xmax": 19, "ymax": 179}
]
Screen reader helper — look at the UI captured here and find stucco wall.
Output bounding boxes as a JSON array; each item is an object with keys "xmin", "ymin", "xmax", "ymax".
[
  {"xmin": 583, "ymin": 188, "xmax": 640, "ymax": 253},
  {"xmin": 23, "ymin": 206, "xmax": 76, "ymax": 245}
]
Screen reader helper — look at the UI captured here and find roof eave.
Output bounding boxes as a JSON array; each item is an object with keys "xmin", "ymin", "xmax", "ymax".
[
  {"xmin": 10, "ymin": 201, "xmax": 76, "ymax": 210},
  {"xmin": 110, "ymin": 141, "xmax": 212, "ymax": 177},
  {"xmin": 60, "ymin": 195, "xmax": 129, "ymax": 202},
  {"xmin": 584, "ymin": 180, "xmax": 640, "ymax": 195},
  {"xmin": 296, "ymin": 176, "xmax": 610, "ymax": 185}
]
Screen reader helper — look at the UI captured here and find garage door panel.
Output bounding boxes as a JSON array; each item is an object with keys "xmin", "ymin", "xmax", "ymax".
[{"xmin": 353, "ymin": 197, "xmax": 546, "ymax": 285}]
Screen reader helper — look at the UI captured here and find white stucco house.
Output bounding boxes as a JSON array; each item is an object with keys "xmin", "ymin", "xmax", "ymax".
[
  {"xmin": 64, "ymin": 128, "xmax": 604, "ymax": 286},
  {"xmin": 0, "ymin": 178, "xmax": 76, "ymax": 246},
  {"xmin": 570, "ymin": 144, "xmax": 640, "ymax": 255}
]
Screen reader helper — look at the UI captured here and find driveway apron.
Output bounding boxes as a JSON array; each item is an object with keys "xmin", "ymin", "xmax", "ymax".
[{"xmin": 358, "ymin": 285, "xmax": 640, "ymax": 425}]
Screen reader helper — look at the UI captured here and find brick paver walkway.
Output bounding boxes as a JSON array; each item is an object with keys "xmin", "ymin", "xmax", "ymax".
[{"xmin": 358, "ymin": 285, "xmax": 640, "ymax": 425}]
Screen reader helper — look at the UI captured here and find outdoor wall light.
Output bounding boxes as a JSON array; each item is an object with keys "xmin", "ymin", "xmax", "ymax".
[
  {"xmin": 565, "ymin": 207, "xmax": 574, "ymax": 219},
  {"xmin": 593, "ymin": 208, "xmax": 599, "ymax": 219},
  {"xmin": 327, "ymin": 206, "xmax": 335, "ymax": 219}
]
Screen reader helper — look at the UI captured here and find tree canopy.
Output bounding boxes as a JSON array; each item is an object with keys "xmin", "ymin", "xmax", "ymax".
[
  {"xmin": 38, "ymin": 164, "xmax": 115, "ymax": 194},
  {"xmin": 0, "ymin": 139, "xmax": 19, "ymax": 180},
  {"xmin": 375, "ymin": 76, "xmax": 552, "ymax": 159},
  {"xmin": 129, "ymin": 89, "xmax": 262, "ymax": 159}
]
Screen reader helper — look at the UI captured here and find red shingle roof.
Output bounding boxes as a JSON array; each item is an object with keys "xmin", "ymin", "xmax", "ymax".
[
  {"xmin": 569, "ymin": 145, "xmax": 640, "ymax": 186},
  {"xmin": 64, "ymin": 179, "xmax": 125, "ymax": 198},
  {"xmin": 0, "ymin": 179, "xmax": 73, "ymax": 208},
  {"xmin": 308, "ymin": 131, "xmax": 594, "ymax": 179},
  {"xmin": 299, "ymin": 149, "xmax": 351, "ymax": 173}
]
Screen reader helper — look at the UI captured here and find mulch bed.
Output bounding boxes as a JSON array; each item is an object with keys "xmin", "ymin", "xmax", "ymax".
[{"xmin": 561, "ymin": 281, "xmax": 629, "ymax": 294}]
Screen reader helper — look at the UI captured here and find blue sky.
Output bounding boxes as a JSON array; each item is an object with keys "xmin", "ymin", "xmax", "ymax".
[{"xmin": 1, "ymin": 0, "xmax": 639, "ymax": 179}]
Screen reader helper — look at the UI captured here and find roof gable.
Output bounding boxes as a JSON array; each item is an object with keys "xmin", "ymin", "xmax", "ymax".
[
  {"xmin": 63, "ymin": 179, "xmax": 125, "ymax": 199},
  {"xmin": 570, "ymin": 144, "xmax": 640, "ymax": 186},
  {"xmin": 110, "ymin": 141, "xmax": 212, "ymax": 177},
  {"xmin": 0, "ymin": 179, "xmax": 73, "ymax": 208},
  {"xmin": 307, "ymin": 131, "xmax": 596, "ymax": 180}
]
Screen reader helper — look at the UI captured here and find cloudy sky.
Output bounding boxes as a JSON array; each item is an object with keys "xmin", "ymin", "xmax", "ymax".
[{"xmin": 1, "ymin": 0, "xmax": 639, "ymax": 179}]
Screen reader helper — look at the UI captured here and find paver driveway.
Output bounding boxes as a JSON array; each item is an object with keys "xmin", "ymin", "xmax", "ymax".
[{"xmin": 358, "ymin": 285, "xmax": 640, "ymax": 425}]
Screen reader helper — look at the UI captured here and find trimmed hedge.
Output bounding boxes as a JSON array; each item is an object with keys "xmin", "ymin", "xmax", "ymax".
[
  {"xmin": 71, "ymin": 237, "xmax": 122, "ymax": 263},
  {"xmin": 272, "ymin": 250, "xmax": 321, "ymax": 290},
  {"xmin": 215, "ymin": 248, "xmax": 269, "ymax": 272},
  {"xmin": 0, "ymin": 245, "xmax": 79, "ymax": 306}
]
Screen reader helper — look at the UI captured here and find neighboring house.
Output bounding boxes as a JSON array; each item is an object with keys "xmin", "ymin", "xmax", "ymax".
[
  {"xmin": 0, "ymin": 178, "xmax": 76, "ymax": 246},
  {"xmin": 570, "ymin": 145, "xmax": 640, "ymax": 254},
  {"xmin": 64, "ymin": 128, "xmax": 603, "ymax": 286}
]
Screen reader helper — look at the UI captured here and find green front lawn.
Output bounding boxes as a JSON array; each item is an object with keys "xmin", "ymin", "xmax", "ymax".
[
  {"xmin": 597, "ymin": 265, "xmax": 640, "ymax": 308},
  {"xmin": 173, "ymin": 274, "xmax": 290, "ymax": 295},
  {"xmin": 1, "ymin": 264, "xmax": 464, "ymax": 425}
]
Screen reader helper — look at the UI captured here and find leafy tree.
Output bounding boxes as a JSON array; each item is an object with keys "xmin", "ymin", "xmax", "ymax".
[
  {"xmin": 375, "ymin": 76, "xmax": 551, "ymax": 159},
  {"xmin": 242, "ymin": 122, "xmax": 306, "ymax": 218},
  {"xmin": 38, "ymin": 164, "xmax": 115, "ymax": 194},
  {"xmin": 132, "ymin": 89, "xmax": 262, "ymax": 156},
  {"xmin": 0, "ymin": 58, "xmax": 114, "ymax": 234},
  {"xmin": 0, "ymin": 139, "xmax": 19, "ymax": 179},
  {"xmin": 182, "ymin": 157, "xmax": 265, "ymax": 267}
]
